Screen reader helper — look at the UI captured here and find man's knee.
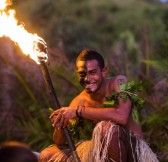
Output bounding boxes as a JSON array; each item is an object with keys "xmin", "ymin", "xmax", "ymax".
[
  {"xmin": 95, "ymin": 121, "xmax": 127, "ymax": 161},
  {"xmin": 95, "ymin": 121, "xmax": 122, "ymax": 150},
  {"xmin": 95, "ymin": 121, "xmax": 119, "ymax": 141},
  {"xmin": 39, "ymin": 145, "xmax": 60, "ymax": 162}
]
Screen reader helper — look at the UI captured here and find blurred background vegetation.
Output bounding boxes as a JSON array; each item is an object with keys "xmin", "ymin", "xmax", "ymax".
[{"xmin": 0, "ymin": 0, "xmax": 167, "ymax": 161}]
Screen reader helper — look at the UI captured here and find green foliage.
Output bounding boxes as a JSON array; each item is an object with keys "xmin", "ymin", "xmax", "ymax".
[
  {"xmin": 13, "ymin": 69, "xmax": 54, "ymax": 151},
  {"xmin": 142, "ymin": 109, "xmax": 168, "ymax": 161},
  {"xmin": 52, "ymin": 65, "xmax": 82, "ymax": 92},
  {"xmin": 49, "ymin": 107, "xmax": 93, "ymax": 144},
  {"xmin": 143, "ymin": 109, "xmax": 168, "ymax": 127},
  {"xmin": 50, "ymin": 64, "xmax": 82, "ymax": 104},
  {"xmin": 17, "ymin": 106, "xmax": 54, "ymax": 151},
  {"xmin": 143, "ymin": 59, "xmax": 168, "ymax": 75},
  {"xmin": 69, "ymin": 119, "xmax": 94, "ymax": 143},
  {"xmin": 11, "ymin": 65, "xmax": 38, "ymax": 104},
  {"xmin": 0, "ymin": 56, "xmax": 53, "ymax": 151},
  {"xmin": 105, "ymin": 81, "xmax": 145, "ymax": 108},
  {"xmin": 104, "ymin": 80, "xmax": 145, "ymax": 124},
  {"xmin": 69, "ymin": 120, "xmax": 81, "ymax": 144},
  {"xmin": 48, "ymin": 107, "xmax": 54, "ymax": 114}
]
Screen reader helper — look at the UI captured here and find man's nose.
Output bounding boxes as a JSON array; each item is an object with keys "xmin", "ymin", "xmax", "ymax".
[{"xmin": 84, "ymin": 74, "xmax": 91, "ymax": 82}]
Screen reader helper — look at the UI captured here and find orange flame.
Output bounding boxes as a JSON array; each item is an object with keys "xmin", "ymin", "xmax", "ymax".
[
  {"xmin": 0, "ymin": 1, "xmax": 48, "ymax": 64},
  {"xmin": 0, "ymin": 0, "xmax": 11, "ymax": 10}
]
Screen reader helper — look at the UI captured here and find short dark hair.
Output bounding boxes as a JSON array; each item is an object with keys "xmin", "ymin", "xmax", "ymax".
[{"xmin": 76, "ymin": 49, "xmax": 105, "ymax": 70}]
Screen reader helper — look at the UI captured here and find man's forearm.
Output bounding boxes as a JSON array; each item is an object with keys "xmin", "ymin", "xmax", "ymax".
[
  {"xmin": 80, "ymin": 107, "xmax": 125, "ymax": 124},
  {"xmin": 53, "ymin": 128, "xmax": 66, "ymax": 145},
  {"xmin": 78, "ymin": 101, "xmax": 131, "ymax": 125}
]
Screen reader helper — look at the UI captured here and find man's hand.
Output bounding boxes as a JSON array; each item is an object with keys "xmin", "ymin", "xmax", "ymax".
[{"xmin": 50, "ymin": 107, "xmax": 76, "ymax": 129}]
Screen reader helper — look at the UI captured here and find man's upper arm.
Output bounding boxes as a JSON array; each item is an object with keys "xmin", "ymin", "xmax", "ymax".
[
  {"xmin": 113, "ymin": 75, "xmax": 132, "ymax": 123},
  {"xmin": 114, "ymin": 75, "xmax": 128, "ymax": 92}
]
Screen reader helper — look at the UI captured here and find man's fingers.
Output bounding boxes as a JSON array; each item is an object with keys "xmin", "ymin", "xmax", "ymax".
[
  {"xmin": 50, "ymin": 110, "xmax": 59, "ymax": 119},
  {"xmin": 50, "ymin": 116, "xmax": 56, "ymax": 123},
  {"xmin": 50, "ymin": 107, "xmax": 71, "ymax": 128},
  {"xmin": 53, "ymin": 112, "xmax": 62, "ymax": 127},
  {"xmin": 56, "ymin": 114, "xmax": 64, "ymax": 128},
  {"xmin": 50, "ymin": 107, "xmax": 66, "ymax": 119},
  {"xmin": 63, "ymin": 119, "xmax": 68, "ymax": 128},
  {"xmin": 55, "ymin": 113, "xmax": 69, "ymax": 128}
]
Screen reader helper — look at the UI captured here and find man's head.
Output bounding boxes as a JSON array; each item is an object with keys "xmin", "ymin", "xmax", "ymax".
[
  {"xmin": 76, "ymin": 49, "xmax": 107, "ymax": 93},
  {"xmin": 76, "ymin": 50, "xmax": 105, "ymax": 70},
  {"xmin": 0, "ymin": 146, "xmax": 38, "ymax": 162}
]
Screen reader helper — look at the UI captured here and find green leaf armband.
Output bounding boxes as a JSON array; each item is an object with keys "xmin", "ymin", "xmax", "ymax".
[{"xmin": 105, "ymin": 80, "xmax": 145, "ymax": 108}]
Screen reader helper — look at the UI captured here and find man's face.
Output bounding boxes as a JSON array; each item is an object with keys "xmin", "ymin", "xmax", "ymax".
[{"xmin": 76, "ymin": 59, "xmax": 105, "ymax": 93}]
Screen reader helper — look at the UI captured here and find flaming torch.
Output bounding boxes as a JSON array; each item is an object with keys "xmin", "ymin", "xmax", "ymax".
[{"xmin": 0, "ymin": 1, "xmax": 80, "ymax": 161}]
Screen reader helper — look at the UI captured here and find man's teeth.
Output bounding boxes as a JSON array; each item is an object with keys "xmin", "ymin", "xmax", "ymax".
[{"xmin": 85, "ymin": 83, "xmax": 95, "ymax": 86}]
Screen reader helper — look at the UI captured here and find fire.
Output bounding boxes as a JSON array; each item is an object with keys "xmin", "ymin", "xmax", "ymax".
[
  {"xmin": 0, "ymin": 0, "xmax": 48, "ymax": 64},
  {"xmin": 0, "ymin": 0, "xmax": 11, "ymax": 10}
]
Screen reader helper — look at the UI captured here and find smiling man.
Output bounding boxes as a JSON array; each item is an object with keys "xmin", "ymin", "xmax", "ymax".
[
  {"xmin": 39, "ymin": 50, "xmax": 159, "ymax": 162},
  {"xmin": 76, "ymin": 52, "xmax": 106, "ymax": 94}
]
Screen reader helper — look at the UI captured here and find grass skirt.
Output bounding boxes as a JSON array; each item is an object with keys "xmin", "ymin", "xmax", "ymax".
[{"xmin": 44, "ymin": 121, "xmax": 159, "ymax": 162}]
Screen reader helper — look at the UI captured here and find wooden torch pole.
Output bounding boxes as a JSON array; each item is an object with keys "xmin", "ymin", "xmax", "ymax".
[{"xmin": 40, "ymin": 61, "xmax": 80, "ymax": 162}]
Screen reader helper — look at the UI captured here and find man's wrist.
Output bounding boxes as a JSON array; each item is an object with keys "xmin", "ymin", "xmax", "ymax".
[
  {"xmin": 76, "ymin": 105, "xmax": 85, "ymax": 118},
  {"xmin": 76, "ymin": 106, "xmax": 80, "ymax": 118}
]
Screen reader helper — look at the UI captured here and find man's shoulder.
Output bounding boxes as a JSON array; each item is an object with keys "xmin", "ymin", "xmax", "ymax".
[
  {"xmin": 113, "ymin": 75, "xmax": 127, "ymax": 80},
  {"xmin": 107, "ymin": 75, "xmax": 127, "ymax": 92},
  {"xmin": 69, "ymin": 91, "xmax": 87, "ymax": 106},
  {"xmin": 73, "ymin": 91, "xmax": 86, "ymax": 100},
  {"xmin": 114, "ymin": 75, "xmax": 128, "ymax": 84},
  {"xmin": 108, "ymin": 75, "xmax": 127, "ymax": 84}
]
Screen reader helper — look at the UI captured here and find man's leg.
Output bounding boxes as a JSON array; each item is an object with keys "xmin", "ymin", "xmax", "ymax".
[
  {"xmin": 39, "ymin": 145, "xmax": 71, "ymax": 162},
  {"xmin": 100, "ymin": 121, "xmax": 127, "ymax": 162},
  {"xmin": 39, "ymin": 122, "xmax": 137, "ymax": 162}
]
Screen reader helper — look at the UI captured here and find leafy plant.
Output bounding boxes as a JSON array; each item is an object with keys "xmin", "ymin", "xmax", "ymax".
[
  {"xmin": 68, "ymin": 120, "xmax": 81, "ymax": 144},
  {"xmin": 105, "ymin": 81, "xmax": 145, "ymax": 108},
  {"xmin": 68, "ymin": 119, "xmax": 94, "ymax": 144},
  {"xmin": 142, "ymin": 109, "xmax": 168, "ymax": 161},
  {"xmin": 17, "ymin": 106, "xmax": 54, "ymax": 151}
]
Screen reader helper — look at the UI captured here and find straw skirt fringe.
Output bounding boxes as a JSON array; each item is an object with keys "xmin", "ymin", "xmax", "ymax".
[
  {"xmin": 136, "ymin": 139, "xmax": 159, "ymax": 162},
  {"xmin": 48, "ymin": 121, "xmax": 159, "ymax": 162}
]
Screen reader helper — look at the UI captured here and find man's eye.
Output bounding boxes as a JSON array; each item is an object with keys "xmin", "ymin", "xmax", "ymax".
[
  {"xmin": 90, "ymin": 71, "xmax": 96, "ymax": 75},
  {"xmin": 79, "ymin": 73, "xmax": 86, "ymax": 77}
]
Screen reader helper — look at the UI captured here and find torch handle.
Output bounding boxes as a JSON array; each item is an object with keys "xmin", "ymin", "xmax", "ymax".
[
  {"xmin": 40, "ymin": 61, "xmax": 80, "ymax": 162},
  {"xmin": 40, "ymin": 61, "xmax": 60, "ymax": 109}
]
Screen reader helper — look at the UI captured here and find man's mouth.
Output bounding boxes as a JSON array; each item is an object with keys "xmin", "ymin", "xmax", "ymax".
[{"xmin": 84, "ymin": 82, "xmax": 96, "ymax": 88}]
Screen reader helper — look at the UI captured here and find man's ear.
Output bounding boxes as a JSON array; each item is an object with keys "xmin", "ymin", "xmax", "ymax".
[{"xmin": 102, "ymin": 66, "xmax": 107, "ymax": 77}]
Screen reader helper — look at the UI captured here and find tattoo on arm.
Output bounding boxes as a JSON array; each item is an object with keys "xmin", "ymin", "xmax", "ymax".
[{"xmin": 117, "ymin": 78, "xmax": 126, "ymax": 86}]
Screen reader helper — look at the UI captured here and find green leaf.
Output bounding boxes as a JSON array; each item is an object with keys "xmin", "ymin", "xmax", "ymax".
[
  {"xmin": 130, "ymin": 95, "xmax": 139, "ymax": 102},
  {"xmin": 48, "ymin": 107, "xmax": 54, "ymax": 113},
  {"xmin": 119, "ymin": 83, "xmax": 127, "ymax": 91},
  {"xmin": 121, "ymin": 94, "xmax": 129, "ymax": 102},
  {"xmin": 103, "ymin": 100, "xmax": 115, "ymax": 107},
  {"xmin": 137, "ymin": 98, "xmax": 145, "ymax": 106},
  {"xmin": 106, "ymin": 80, "xmax": 145, "ymax": 108}
]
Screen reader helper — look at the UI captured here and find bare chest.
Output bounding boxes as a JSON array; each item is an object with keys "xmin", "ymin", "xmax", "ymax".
[{"xmin": 83, "ymin": 98, "xmax": 105, "ymax": 108}]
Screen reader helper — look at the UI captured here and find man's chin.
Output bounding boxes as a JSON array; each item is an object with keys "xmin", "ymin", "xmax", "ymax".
[{"xmin": 85, "ymin": 88, "xmax": 93, "ymax": 94}]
